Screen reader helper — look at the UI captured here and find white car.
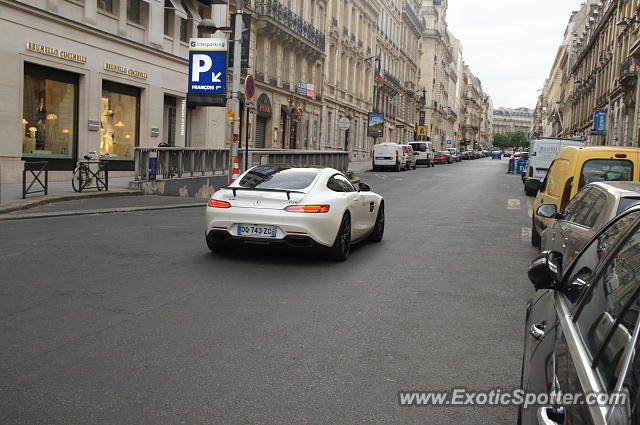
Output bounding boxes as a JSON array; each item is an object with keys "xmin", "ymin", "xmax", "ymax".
[
  {"xmin": 205, "ymin": 166, "xmax": 385, "ymax": 261},
  {"xmin": 373, "ymin": 142, "xmax": 405, "ymax": 171}
]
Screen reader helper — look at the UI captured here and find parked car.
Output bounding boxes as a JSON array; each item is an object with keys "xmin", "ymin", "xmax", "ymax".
[
  {"xmin": 491, "ymin": 150, "xmax": 502, "ymax": 160},
  {"xmin": 441, "ymin": 151, "xmax": 453, "ymax": 164},
  {"xmin": 399, "ymin": 144, "xmax": 417, "ymax": 170},
  {"xmin": 434, "ymin": 151, "xmax": 447, "ymax": 164},
  {"xmin": 460, "ymin": 151, "xmax": 471, "ymax": 160},
  {"xmin": 524, "ymin": 138, "xmax": 585, "ymax": 196},
  {"xmin": 409, "ymin": 141, "xmax": 434, "ymax": 167},
  {"xmin": 531, "ymin": 146, "xmax": 640, "ymax": 247},
  {"xmin": 372, "ymin": 142, "xmax": 406, "ymax": 172},
  {"xmin": 539, "ymin": 181, "xmax": 640, "ymax": 265},
  {"xmin": 446, "ymin": 148, "xmax": 461, "ymax": 162},
  {"xmin": 503, "ymin": 150, "xmax": 513, "ymax": 157},
  {"xmin": 520, "ymin": 203, "xmax": 640, "ymax": 425},
  {"xmin": 205, "ymin": 165, "xmax": 385, "ymax": 261}
]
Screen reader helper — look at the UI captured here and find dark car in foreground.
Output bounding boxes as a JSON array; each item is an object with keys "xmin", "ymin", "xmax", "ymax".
[
  {"xmin": 539, "ymin": 181, "xmax": 640, "ymax": 266},
  {"xmin": 520, "ymin": 204, "xmax": 640, "ymax": 424}
]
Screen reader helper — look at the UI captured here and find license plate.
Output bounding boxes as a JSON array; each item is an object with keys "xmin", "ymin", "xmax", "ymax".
[
  {"xmin": 237, "ymin": 224, "xmax": 277, "ymax": 238},
  {"xmin": 376, "ymin": 157, "xmax": 391, "ymax": 160}
]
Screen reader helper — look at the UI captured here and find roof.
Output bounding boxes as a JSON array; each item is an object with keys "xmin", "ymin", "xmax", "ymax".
[
  {"xmin": 591, "ymin": 181, "xmax": 640, "ymax": 195},
  {"xmin": 561, "ymin": 146, "xmax": 640, "ymax": 154}
]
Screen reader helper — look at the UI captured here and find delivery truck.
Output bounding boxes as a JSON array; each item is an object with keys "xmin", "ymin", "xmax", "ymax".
[{"xmin": 523, "ymin": 138, "xmax": 585, "ymax": 196}]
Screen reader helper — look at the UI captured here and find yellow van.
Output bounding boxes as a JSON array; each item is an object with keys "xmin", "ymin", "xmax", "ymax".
[{"xmin": 531, "ymin": 146, "xmax": 640, "ymax": 246}]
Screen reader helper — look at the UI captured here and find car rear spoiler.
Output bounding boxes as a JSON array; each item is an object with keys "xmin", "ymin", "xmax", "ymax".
[{"xmin": 221, "ymin": 187, "xmax": 305, "ymax": 200}]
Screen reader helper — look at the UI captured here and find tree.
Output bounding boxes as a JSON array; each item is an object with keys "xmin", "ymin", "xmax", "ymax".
[
  {"xmin": 493, "ymin": 133, "xmax": 509, "ymax": 147},
  {"xmin": 493, "ymin": 131, "xmax": 529, "ymax": 149}
]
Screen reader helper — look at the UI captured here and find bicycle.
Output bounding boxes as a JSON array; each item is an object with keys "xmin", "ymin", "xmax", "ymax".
[{"xmin": 72, "ymin": 152, "xmax": 109, "ymax": 192}]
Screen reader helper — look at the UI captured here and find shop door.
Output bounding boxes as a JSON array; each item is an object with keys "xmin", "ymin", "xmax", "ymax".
[
  {"xmin": 163, "ymin": 95, "xmax": 176, "ymax": 146},
  {"xmin": 255, "ymin": 116, "xmax": 267, "ymax": 148}
]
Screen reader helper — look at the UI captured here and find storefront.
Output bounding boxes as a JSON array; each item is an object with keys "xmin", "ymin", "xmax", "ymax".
[
  {"xmin": 255, "ymin": 93, "xmax": 271, "ymax": 149},
  {"xmin": 22, "ymin": 62, "xmax": 79, "ymax": 170},
  {"xmin": 0, "ymin": 1, "xmax": 224, "ymax": 183}
]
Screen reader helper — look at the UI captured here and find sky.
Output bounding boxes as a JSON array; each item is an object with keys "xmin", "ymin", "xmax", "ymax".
[{"xmin": 447, "ymin": 0, "xmax": 581, "ymax": 110}]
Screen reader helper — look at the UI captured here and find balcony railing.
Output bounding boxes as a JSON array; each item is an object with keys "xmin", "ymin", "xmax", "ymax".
[
  {"xmin": 403, "ymin": 1, "xmax": 426, "ymax": 32},
  {"xmin": 255, "ymin": 0, "xmax": 326, "ymax": 50},
  {"xmin": 619, "ymin": 58, "xmax": 637, "ymax": 85},
  {"xmin": 380, "ymin": 69, "xmax": 401, "ymax": 89}
]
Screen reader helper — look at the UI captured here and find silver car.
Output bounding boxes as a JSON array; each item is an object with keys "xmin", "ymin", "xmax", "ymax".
[{"xmin": 539, "ymin": 181, "xmax": 640, "ymax": 265}]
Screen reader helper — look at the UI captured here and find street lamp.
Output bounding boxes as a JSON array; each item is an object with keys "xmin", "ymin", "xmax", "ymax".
[{"xmin": 617, "ymin": 17, "xmax": 640, "ymax": 28}]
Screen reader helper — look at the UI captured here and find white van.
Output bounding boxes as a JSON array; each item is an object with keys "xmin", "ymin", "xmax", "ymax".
[
  {"xmin": 524, "ymin": 138, "xmax": 585, "ymax": 196},
  {"xmin": 409, "ymin": 141, "xmax": 434, "ymax": 167},
  {"xmin": 373, "ymin": 143, "xmax": 406, "ymax": 171}
]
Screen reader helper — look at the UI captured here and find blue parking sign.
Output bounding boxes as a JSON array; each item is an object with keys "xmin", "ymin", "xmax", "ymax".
[{"xmin": 188, "ymin": 38, "xmax": 228, "ymax": 95}]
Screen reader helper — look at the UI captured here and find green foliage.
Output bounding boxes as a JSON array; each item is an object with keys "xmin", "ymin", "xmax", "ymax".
[{"xmin": 493, "ymin": 131, "xmax": 529, "ymax": 148}]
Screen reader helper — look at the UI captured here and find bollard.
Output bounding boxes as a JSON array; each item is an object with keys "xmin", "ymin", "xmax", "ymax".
[{"xmin": 149, "ymin": 152, "xmax": 157, "ymax": 181}]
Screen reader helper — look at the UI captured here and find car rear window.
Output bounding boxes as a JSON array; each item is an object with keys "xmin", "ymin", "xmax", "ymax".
[
  {"xmin": 238, "ymin": 166, "xmax": 320, "ymax": 190},
  {"xmin": 411, "ymin": 143, "xmax": 427, "ymax": 152},
  {"xmin": 618, "ymin": 197, "xmax": 640, "ymax": 215},
  {"xmin": 580, "ymin": 159, "xmax": 634, "ymax": 189}
]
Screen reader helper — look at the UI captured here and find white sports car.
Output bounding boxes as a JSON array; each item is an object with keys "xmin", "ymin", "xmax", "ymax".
[{"xmin": 205, "ymin": 165, "xmax": 385, "ymax": 261}]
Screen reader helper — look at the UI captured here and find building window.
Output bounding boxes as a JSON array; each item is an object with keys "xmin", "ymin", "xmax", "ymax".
[
  {"xmin": 98, "ymin": 0, "xmax": 113, "ymax": 13},
  {"xmin": 22, "ymin": 63, "xmax": 78, "ymax": 167},
  {"xmin": 100, "ymin": 81, "xmax": 140, "ymax": 163},
  {"xmin": 127, "ymin": 0, "xmax": 140, "ymax": 23},
  {"xmin": 164, "ymin": 0, "xmax": 174, "ymax": 36}
]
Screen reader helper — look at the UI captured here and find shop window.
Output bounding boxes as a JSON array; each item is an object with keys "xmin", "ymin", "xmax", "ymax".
[
  {"xmin": 127, "ymin": 0, "xmax": 140, "ymax": 23},
  {"xmin": 100, "ymin": 81, "xmax": 140, "ymax": 162},
  {"xmin": 22, "ymin": 63, "xmax": 78, "ymax": 165},
  {"xmin": 98, "ymin": 0, "xmax": 113, "ymax": 13}
]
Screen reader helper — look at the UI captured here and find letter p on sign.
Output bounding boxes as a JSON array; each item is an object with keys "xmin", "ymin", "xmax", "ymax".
[{"xmin": 191, "ymin": 54, "xmax": 212, "ymax": 82}]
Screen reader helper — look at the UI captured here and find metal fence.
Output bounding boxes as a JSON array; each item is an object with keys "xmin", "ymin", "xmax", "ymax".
[{"xmin": 134, "ymin": 147, "xmax": 349, "ymax": 181}]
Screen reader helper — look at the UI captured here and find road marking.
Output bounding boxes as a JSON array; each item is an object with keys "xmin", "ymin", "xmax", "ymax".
[
  {"xmin": 527, "ymin": 199, "xmax": 533, "ymax": 218},
  {"xmin": 508, "ymin": 199, "xmax": 521, "ymax": 210},
  {"xmin": 522, "ymin": 226, "xmax": 532, "ymax": 242}
]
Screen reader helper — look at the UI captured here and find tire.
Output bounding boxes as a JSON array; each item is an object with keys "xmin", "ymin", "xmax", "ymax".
[
  {"xmin": 206, "ymin": 234, "xmax": 229, "ymax": 254},
  {"xmin": 72, "ymin": 167, "xmax": 89, "ymax": 193},
  {"xmin": 531, "ymin": 221, "xmax": 541, "ymax": 248},
  {"xmin": 328, "ymin": 213, "xmax": 351, "ymax": 261},
  {"xmin": 369, "ymin": 203, "xmax": 385, "ymax": 242}
]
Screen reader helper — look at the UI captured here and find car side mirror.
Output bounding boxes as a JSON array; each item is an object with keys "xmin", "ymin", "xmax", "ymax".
[
  {"xmin": 358, "ymin": 182, "xmax": 371, "ymax": 192},
  {"xmin": 528, "ymin": 251, "xmax": 563, "ymax": 290},
  {"xmin": 537, "ymin": 204, "xmax": 558, "ymax": 219}
]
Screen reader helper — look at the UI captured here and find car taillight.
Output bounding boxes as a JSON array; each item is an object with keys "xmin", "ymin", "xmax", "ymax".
[
  {"xmin": 284, "ymin": 205, "xmax": 331, "ymax": 213},
  {"xmin": 528, "ymin": 167, "xmax": 533, "ymax": 178},
  {"xmin": 208, "ymin": 199, "xmax": 231, "ymax": 208},
  {"xmin": 615, "ymin": 153, "xmax": 628, "ymax": 158},
  {"xmin": 560, "ymin": 177, "xmax": 573, "ymax": 212},
  {"xmin": 396, "ymin": 150, "xmax": 399, "ymax": 159}
]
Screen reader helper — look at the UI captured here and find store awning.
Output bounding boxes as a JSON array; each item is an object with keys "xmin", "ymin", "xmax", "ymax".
[{"xmin": 167, "ymin": 0, "xmax": 188, "ymax": 20}]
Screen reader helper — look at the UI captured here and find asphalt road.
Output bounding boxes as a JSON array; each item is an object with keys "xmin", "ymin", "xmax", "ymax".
[{"xmin": 0, "ymin": 158, "xmax": 537, "ymax": 425}]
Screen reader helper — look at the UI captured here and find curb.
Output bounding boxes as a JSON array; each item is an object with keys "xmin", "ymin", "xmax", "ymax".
[
  {"xmin": 0, "ymin": 202, "xmax": 206, "ymax": 221},
  {"xmin": 0, "ymin": 190, "xmax": 143, "ymax": 215}
]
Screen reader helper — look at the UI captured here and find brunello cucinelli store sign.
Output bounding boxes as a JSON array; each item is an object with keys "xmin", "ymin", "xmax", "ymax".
[
  {"xmin": 104, "ymin": 63, "xmax": 148, "ymax": 80},
  {"xmin": 26, "ymin": 42, "xmax": 87, "ymax": 64}
]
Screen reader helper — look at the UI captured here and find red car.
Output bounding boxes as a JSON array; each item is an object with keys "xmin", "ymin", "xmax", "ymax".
[{"xmin": 434, "ymin": 151, "xmax": 448, "ymax": 164}]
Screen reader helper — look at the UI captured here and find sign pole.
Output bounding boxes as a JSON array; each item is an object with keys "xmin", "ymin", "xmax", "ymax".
[{"xmin": 230, "ymin": 10, "xmax": 243, "ymax": 179}]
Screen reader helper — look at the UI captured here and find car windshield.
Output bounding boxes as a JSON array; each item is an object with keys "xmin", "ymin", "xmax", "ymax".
[
  {"xmin": 579, "ymin": 159, "xmax": 634, "ymax": 189},
  {"xmin": 238, "ymin": 166, "xmax": 320, "ymax": 190}
]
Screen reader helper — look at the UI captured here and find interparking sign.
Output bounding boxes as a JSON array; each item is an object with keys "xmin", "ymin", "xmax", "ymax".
[{"xmin": 188, "ymin": 38, "xmax": 228, "ymax": 95}]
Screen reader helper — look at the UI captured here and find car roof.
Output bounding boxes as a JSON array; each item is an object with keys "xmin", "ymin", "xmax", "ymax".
[
  {"xmin": 561, "ymin": 146, "xmax": 640, "ymax": 153},
  {"xmin": 590, "ymin": 181, "xmax": 640, "ymax": 196}
]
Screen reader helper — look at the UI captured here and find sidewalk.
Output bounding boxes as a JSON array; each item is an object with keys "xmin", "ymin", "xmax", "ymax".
[{"xmin": 348, "ymin": 160, "xmax": 372, "ymax": 174}]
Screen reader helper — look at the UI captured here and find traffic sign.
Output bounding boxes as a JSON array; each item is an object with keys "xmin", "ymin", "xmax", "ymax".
[
  {"xmin": 188, "ymin": 38, "xmax": 228, "ymax": 95},
  {"xmin": 447, "ymin": 140, "xmax": 453, "ymax": 145},
  {"xmin": 338, "ymin": 117, "xmax": 351, "ymax": 131},
  {"xmin": 245, "ymin": 75, "xmax": 255, "ymax": 99}
]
